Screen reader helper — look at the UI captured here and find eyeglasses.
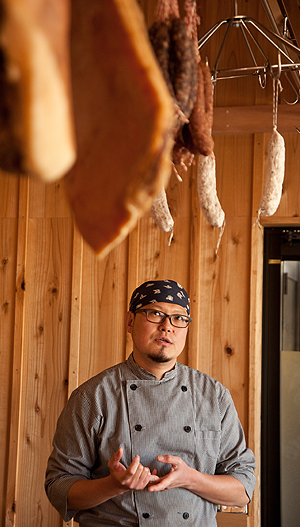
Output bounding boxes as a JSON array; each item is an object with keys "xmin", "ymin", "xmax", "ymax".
[{"xmin": 135, "ymin": 309, "xmax": 192, "ymax": 328}]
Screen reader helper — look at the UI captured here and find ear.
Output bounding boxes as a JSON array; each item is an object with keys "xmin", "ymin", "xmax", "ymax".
[{"xmin": 126, "ymin": 311, "xmax": 134, "ymax": 334}]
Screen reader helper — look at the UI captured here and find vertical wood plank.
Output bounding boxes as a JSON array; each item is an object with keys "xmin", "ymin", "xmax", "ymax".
[
  {"xmin": 211, "ymin": 216, "xmax": 251, "ymax": 427},
  {"xmin": 0, "ymin": 170, "xmax": 20, "ymax": 526},
  {"xmin": 248, "ymin": 223, "xmax": 263, "ymax": 527},
  {"xmin": 0, "ymin": 171, "xmax": 19, "ymax": 219},
  {"xmin": 5, "ymin": 176, "xmax": 29, "ymax": 527},
  {"xmin": 77, "ymin": 239, "xmax": 129, "ymax": 384},
  {"xmin": 197, "ymin": 218, "xmax": 223, "ymax": 377},
  {"xmin": 11, "ymin": 216, "xmax": 72, "ymax": 527},
  {"xmin": 68, "ymin": 227, "xmax": 83, "ymax": 396},
  {"xmin": 187, "ymin": 162, "xmax": 220, "ymax": 374},
  {"xmin": 247, "ymin": 134, "xmax": 265, "ymax": 527},
  {"xmin": 195, "ymin": 135, "xmax": 254, "ymax": 430},
  {"xmin": 0, "ymin": 217, "xmax": 18, "ymax": 527},
  {"xmin": 126, "ymin": 225, "xmax": 140, "ymax": 358},
  {"xmin": 188, "ymin": 162, "xmax": 202, "ymax": 371},
  {"xmin": 251, "ymin": 133, "xmax": 267, "ymax": 220},
  {"xmin": 28, "ymin": 178, "xmax": 72, "ymax": 219},
  {"xmin": 65, "ymin": 223, "xmax": 80, "ymax": 527}
]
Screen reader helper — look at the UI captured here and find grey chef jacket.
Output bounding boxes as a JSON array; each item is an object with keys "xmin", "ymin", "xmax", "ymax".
[{"xmin": 45, "ymin": 353, "xmax": 256, "ymax": 526}]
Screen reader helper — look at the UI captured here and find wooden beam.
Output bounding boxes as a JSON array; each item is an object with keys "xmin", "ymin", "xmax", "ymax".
[
  {"xmin": 5, "ymin": 176, "xmax": 29, "ymax": 527},
  {"xmin": 213, "ymin": 104, "xmax": 300, "ymax": 134},
  {"xmin": 68, "ymin": 226, "xmax": 83, "ymax": 397}
]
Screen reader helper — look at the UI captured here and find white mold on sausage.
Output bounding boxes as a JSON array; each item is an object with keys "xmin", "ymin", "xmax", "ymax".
[
  {"xmin": 197, "ymin": 152, "xmax": 225, "ymax": 228},
  {"xmin": 259, "ymin": 128, "xmax": 285, "ymax": 216},
  {"xmin": 151, "ymin": 188, "xmax": 174, "ymax": 244}
]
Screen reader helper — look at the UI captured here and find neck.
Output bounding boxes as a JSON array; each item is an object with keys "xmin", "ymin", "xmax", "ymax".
[{"xmin": 132, "ymin": 351, "xmax": 176, "ymax": 380}]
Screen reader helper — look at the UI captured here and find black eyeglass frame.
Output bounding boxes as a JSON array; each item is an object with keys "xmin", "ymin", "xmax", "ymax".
[{"xmin": 135, "ymin": 308, "xmax": 192, "ymax": 328}]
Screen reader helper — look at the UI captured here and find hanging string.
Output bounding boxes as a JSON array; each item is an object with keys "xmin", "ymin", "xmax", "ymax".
[
  {"xmin": 272, "ymin": 77, "xmax": 283, "ymax": 131},
  {"xmin": 273, "ymin": 78, "xmax": 278, "ymax": 130},
  {"xmin": 253, "ymin": 209, "xmax": 263, "ymax": 230},
  {"xmin": 214, "ymin": 218, "xmax": 226, "ymax": 258},
  {"xmin": 168, "ymin": 229, "xmax": 174, "ymax": 245}
]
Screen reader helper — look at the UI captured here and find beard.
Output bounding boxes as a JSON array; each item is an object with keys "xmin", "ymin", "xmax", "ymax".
[{"xmin": 147, "ymin": 349, "xmax": 172, "ymax": 363}]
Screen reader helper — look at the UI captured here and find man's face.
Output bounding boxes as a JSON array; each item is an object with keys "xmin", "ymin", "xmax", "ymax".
[{"xmin": 126, "ymin": 302, "xmax": 189, "ymax": 372}]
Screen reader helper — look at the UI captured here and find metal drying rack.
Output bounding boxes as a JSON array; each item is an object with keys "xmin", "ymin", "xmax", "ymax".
[{"xmin": 197, "ymin": 0, "xmax": 300, "ymax": 103}]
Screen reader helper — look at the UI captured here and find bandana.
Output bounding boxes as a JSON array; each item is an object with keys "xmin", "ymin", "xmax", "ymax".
[{"xmin": 129, "ymin": 279, "xmax": 190, "ymax": 316}]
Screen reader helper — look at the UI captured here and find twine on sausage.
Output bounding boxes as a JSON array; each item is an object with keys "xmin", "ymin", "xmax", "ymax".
[
  {"xmin": 272, "ymin": 77, "xmax": 283, "ymax": 131},
  {"xmin": 214, "ymin": 218, "xmax": 226, "ymax": 258}
]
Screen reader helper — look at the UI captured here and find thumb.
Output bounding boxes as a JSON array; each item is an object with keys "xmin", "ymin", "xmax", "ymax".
[{"xmin": 109, "ymin": 447, "xmax": 123, "ymax": 466}]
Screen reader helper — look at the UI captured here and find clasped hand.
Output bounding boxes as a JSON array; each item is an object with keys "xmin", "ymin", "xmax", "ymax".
[{"xmin": 108, "ymin": 448, "xmax": 192, "ymax": 493}]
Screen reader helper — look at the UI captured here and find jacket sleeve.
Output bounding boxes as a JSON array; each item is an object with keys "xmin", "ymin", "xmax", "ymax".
[
  {"xmin": 215, "ymin": 388, "xmax": 256, "ymax": 501},
  {"xmin": 44, "ymin": 389, "xmax": 102, "ymax": 522}
]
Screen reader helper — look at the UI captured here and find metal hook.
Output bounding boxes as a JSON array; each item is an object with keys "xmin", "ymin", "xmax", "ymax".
[
  {"xmin": 282, "ymin": 72, "xmax": 300, "ymax": 105},
  {"xmin": 283, "ymin": 17, "xmax": 289, "ymax": 39},
  {"xmin": 258, "ymin": 66, "xmax": 267, "ymax": 88}
]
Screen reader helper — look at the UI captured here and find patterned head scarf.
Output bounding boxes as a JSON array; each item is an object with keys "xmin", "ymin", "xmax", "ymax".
[{"xmin": 129, "ymin": 279, "xmax": 190, "ymax": 316}]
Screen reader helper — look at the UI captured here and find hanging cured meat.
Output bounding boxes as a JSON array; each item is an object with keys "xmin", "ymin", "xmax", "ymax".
[
  {"xmin": 0, "ymin": 0, "xmax": 76, "ymax": 181},
  {"xmin": 259, "ymin": 128, "xmax": 285, "ymax": 216},
  {"xmin": 149, "ymin": 0, "xmax": 198, "ymax": 136},
  {"xmin": 258, "ymin": 79, "xmax": 285, "ymax": 218},
  {"xmin": 63, "ymin": 0, "xmax": 174, "ymax": 257},
  {"xmin": 188, "ymin": 59, "xmax": 214, "ymax": 156},
  {"xmin": 151, "ymin": 188, "xmax": 174, "ymax": 244},
  {"xmin": 197, "ymin": 152, "xmax": 224, "ymax": 228}
]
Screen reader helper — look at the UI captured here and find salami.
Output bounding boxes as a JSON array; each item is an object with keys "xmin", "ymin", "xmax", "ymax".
[
  {"xmin": 259, "ymin": 128, "xmax": 285, "ymax": 216},
  {"xmin": 151, "ymin": 188, "xmax": 174, "ymax": 244},
  {"xmin": 197, "ymin": 152, "xmax": 225, "ymax": 227},
  {"xmin": 188, "ymin": 60, "xmax": 214, "ymax": 156},
  {"xmin": 149, "ymin": 21, "xmax": 175, "ymax": 99},
  {"xmin": 169, "ymin": 18, "xmax": 198, "ymax": 120}
]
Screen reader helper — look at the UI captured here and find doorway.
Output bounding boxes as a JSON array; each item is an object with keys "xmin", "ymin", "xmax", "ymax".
[{"xmin": 262, "ymin": 227, "xmax": 300, "ymax": 527}]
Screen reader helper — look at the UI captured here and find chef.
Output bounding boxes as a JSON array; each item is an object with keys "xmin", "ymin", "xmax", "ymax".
[{"xmin": 45, "ymin": 279, "xmax": 256, "ymax": 526}]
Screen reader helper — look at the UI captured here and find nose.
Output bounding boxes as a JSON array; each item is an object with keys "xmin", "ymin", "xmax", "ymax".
[{"xmin": 158, "ymin": 315, "xmax": 173, "ymax": 331}]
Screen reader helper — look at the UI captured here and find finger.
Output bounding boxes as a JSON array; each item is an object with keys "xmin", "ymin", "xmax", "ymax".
[
  {"xmin": 148, "ymin": 474, "xmax": 161, "ymax": 484},
  {"xmin": 148, "ymin": 469, "xmax": 177, "ymax": 492},
  {"xmin": 127, "ymin": 464, "xmax": 150, "ymax": 490},
  {"xmin": 115, "ymin": 447, "xmax": 123, "ymax": 461},
  {"xmin": 137, "ymin": 466, "xmax": 151, "ymax": 488},
  {"xmin": 133, "ymin": 462, "xmax": 144, "ymax": 480},
  {"xmin": 108, "ymin": 447, "xmax": 123, "ymax": 468},
  {"xmin": 127, "ymin": 455, "xmax": 140, "ymax": 476},
  {"xmin": 148, "ymin": 478, "xmax": 169, "ymax": 492},
  {"xmin": 157, "ymin": 454, "xmax": 180, "ymax": 467}
]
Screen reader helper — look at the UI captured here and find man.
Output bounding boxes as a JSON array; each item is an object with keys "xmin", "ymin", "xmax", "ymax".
[{"xmin": 45, "ymin": 279, "xmax": 256, "ymax": 526}]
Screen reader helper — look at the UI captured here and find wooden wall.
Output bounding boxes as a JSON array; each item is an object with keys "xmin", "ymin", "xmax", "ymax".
[
  {"xmin": 1, "ymin": 1, "xmax": 300, "ymax": 526},
  {"xmin": 2, "ymin": 130, "xmax": 299, "ymax": 527}
]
